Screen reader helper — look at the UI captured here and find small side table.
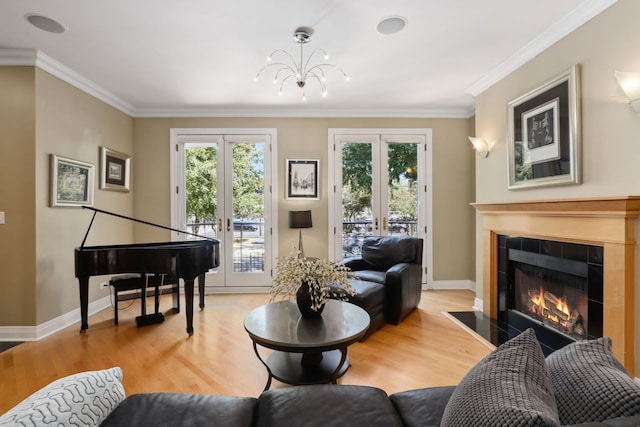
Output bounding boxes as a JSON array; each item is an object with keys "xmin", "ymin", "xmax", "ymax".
[{"xmin": 244, "ymin": 300, "xmax": 370, "ymax": 391}]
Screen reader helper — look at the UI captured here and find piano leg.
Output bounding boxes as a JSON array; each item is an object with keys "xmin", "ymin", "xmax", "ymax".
[
  {"xmin": 184, "ymin": 278, "xmax": 195, "ymax": 335},
  {"xmin": 198, "ymin": 274, "xmax": 205, "ymax": 310},
  {"xmin": 140, "ymin": 276, "xmax": 147, "ymax": 317},
  {"xmin": 78, "ymin": 276, "xmax": 90, "ymax": 332}
]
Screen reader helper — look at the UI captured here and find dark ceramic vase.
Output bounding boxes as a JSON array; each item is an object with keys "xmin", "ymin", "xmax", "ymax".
[{"xmin": 296, "ymin": 281, "xmax": 325, "ymax": 318}]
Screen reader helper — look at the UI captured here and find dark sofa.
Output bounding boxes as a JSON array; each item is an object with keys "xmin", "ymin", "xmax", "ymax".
[
  {"xmin": 99, "ymin": 384, "xmax": 453, "ymax": 427},
  {"xmin": 103, "ymin": 384, "xmax": 640, "ymax": 427}
]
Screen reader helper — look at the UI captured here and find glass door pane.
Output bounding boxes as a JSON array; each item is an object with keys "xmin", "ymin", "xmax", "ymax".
[
  {"xmin": 385, "ymin": 143, "xmax": 419, "ymax": 237},
  {"xmin": 230, "ymin": 141, "xmax": 265, "ymax": 274},
  {"xmin": 185, "ymin": 143, "xmax": 218, "ymax": 240},
  {"xmin": 183, "ymin": 139, "xmax": 225, "ymax": 287},
  {"xmin": 339, "ymin": 138, "xmax": 379, "ymax": 259}
]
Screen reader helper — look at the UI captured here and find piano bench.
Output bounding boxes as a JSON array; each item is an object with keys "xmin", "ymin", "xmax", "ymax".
[{"xmin": 109, "ymin": 274, "xmax": 180, "ymax": 325}]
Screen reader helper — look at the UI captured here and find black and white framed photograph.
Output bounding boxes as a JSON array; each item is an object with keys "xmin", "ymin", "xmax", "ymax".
[
  {"xmin": 99, "ymin": 146, "xmax": 130, "ymax": 192},
  {"xmin": 286, "ymin": 159, "xmax": 319, "ymax": 200},
  {"xmin": 507, "ymin": 64, "xmax": 581, "ymax": 190},
  {"xmin": 50, "ymin": 154, "xmax": 94, "ymax": 207}
]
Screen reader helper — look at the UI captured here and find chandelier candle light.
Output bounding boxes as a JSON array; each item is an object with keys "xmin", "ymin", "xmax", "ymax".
[{"xmin": 254, "ymin": 26, "xmax": 349, "ymax": 100}]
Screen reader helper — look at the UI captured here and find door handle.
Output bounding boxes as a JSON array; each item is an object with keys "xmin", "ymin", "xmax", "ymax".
[
  {"xmin": 218, "ymin": 218, "xmax": 223, "ymax": 232},
  {"xmin": 383, "ymin": 216, "xmax": 388, "ymax": 230},
  {"xmin": 227, "ymin": 218, "xmax": 231, "ymax": 232},
  {"xmin": 374, "ymin": 217, "xmax": 379, "ymax": 230}
]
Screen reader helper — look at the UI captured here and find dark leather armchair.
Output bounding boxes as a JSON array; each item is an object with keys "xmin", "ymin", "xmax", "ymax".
[{"xmin": 340, "ymin": 236, "xmax": 423, "ymax": 324}]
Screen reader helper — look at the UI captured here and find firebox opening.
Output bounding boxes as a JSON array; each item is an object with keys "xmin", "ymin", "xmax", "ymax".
[
  {"xmin": 497, "ymin": 236, "xmax": 604, "ymax": 355},
  {"xmin": 512, "ymin": 258, "xmax": 588, "ymax": 340}
]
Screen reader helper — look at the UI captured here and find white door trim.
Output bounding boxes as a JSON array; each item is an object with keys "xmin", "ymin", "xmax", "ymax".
[
  {"xmin": 169, "ymin": 128, "xmax": 278, "ymax": 292},
  {"xmin": 327, "ymin": 128, "xmax": 433, "ymax": 288}
]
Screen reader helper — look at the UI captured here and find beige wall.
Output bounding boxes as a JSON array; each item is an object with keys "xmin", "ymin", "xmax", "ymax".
[
  {"xmin": 0, "ymin": 66, "xmax": 134, "ymax": 327},
  {"xmin": 473, "ymin": 0, "xmax": 640, "ymax": 371},
  {"xmin": 133, "ymin": 117, "xmax": 475, "ymax": 282},
  {"xmin": 0, "ymin": 67, "xmax": 37, "ymax": 326},
  {"xmin": 34, "ymin": 69, "xmax": 135, "ymax": 324}
]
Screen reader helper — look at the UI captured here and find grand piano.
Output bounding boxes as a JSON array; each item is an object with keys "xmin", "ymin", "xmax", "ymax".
[{"xmin": 74, "ymin": 207, "xmax": 220, "ymax": 335}]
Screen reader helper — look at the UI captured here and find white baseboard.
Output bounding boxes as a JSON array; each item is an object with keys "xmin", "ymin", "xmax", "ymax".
[
  {"xmin": 0, "ymin": 289, "xmax": 271, "ymax": 342},
  {"xmin": 0, "ymin": 296, "xmax": 111, "ymax": 342},
  {"xmin": 1, "ymin": 285, "xmax": 483, "ymax": 342},
  {"xmin": 429, "ymin": 280, "xmax": 475, "ymax": 291}
]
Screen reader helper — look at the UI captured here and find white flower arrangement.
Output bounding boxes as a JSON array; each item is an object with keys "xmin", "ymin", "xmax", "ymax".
[{"xmin": 270, "ymin": 251, "xmax": 356, "ymax": 311}]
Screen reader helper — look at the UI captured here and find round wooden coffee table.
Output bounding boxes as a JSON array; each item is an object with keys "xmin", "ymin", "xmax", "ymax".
[{"xmin": 244, "ymin": 300, "xmax": 370, "ymax": 391}]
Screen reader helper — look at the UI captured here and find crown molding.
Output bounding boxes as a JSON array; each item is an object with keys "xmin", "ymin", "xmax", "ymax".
[
  {"xmin": 0, "ymin": 48, "xmax": 137, "ymax": 116},
  {"xmin": 0, "ymin": 48, "xmax": 474, "ymax": 118},
  {"xmin": 465, "ymin": 0, "xmax": 618, "ymax": 97},
  {"xmin": 0, "ymin": 48, "xmax": 38, "ymax": 65},
  {"xmin": 132, "ymin": 107, "xmax": 475, "ymax": 119}
]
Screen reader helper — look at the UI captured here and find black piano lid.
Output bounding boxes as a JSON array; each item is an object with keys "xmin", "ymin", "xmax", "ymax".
[
  {"xmin": 76, "ymin": 240, "xmax": 216, "ymax": 251},
  {"xmin": 79, "ymin": 205, "xmax": 218, "ymax": 248}
]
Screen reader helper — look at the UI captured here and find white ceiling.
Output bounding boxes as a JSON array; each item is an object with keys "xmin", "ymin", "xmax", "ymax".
[{"xmin": 0, "ymin": 0, "xmax": 616, "ymax": 118}]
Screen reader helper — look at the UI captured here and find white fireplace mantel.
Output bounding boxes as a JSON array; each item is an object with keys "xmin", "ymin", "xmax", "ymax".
[{"xmin": 473, "ymin": 196, "xmax": 640, "ymax": 375}]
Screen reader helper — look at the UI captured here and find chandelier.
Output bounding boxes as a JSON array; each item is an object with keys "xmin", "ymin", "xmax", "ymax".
[{"xmin": 254, "ymin": 27, "xmax": 349, "ymax": 100}]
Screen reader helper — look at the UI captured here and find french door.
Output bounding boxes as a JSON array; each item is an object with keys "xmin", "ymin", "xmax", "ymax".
[
  {"xmin": 170, "ymin": 129, "xmax": 276, "ymax": 290},
  {"xmin": 328, "ymin": 129, "xmax": 432, "ymax": 286}
]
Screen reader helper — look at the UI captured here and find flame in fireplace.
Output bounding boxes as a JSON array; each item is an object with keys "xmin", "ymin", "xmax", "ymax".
[
  {"xmin": 516, "ymin": 267, "xmax": 588, "ymax": 339},
  {"xmin": 555, "ymin": 298, "xmax": 570, "ymax": 317},
  {"xmin": 529, "ymin": 287, "xmax": 574, "ymax": 329}
]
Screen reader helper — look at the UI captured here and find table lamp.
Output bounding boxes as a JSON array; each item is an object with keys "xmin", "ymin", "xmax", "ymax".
[{"xmin": 289, "ymin": 210, "xmax": 312, "ymax": 258}]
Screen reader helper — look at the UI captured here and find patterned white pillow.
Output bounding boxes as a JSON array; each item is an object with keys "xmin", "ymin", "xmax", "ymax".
[{"xmin": 0, "ymin": 367, "xmax": 125, "ymax": 426}]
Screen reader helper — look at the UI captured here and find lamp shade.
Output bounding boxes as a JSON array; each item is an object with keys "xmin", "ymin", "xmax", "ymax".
[
  {"xmin": 614, "ymin": 71, "xmax": 640, "ymax": 113},
  {"xmin": 468, "ymin": 136, "xmax": 490, "ymax": 157},
  {"xmin": 289, "ymin": 210, "xmax": 312, "ymax": 229}
]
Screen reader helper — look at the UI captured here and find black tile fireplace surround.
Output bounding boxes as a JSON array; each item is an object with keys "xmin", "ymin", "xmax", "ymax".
[
  {"xmin": 499, "ymin": 235, "xmax": 604, "ymax": 354},
  {"xmin": 454, "ymin": 236, "xmax": 604, "ymax": 356}
]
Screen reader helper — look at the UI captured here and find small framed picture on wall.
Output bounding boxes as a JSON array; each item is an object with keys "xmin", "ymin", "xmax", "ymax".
[
  {"xmin": 50, "ymin": 154, "xmax": 94, "ymax": 207},
  {"xmin": 99, "ymin": 147, "xmax": 131, "ymax": 192},
  {"xmin": 286, "ymin": 159, "xmax": 319, "ymax": 200}
]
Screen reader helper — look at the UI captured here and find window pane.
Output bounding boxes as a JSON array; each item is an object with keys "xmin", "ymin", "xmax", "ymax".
[
  {"xmin": 232, "ymin": 142, "xmax": 265, "ymax": 272},
  {"xmin": 387, "ymin": 143, "xmax": 418, "ymax": 237},
  {"xmin": 185, "ymin": 144, "xmax": 217, "ymax": 240},
  {"xmin": 341, "ymin": 142, "xmax": 372, "ymax": 258}
]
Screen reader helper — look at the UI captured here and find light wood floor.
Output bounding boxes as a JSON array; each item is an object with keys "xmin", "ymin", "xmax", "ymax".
[{"xmin": 0, "ymin": 290, "xmax": 492, "ymax": 413}]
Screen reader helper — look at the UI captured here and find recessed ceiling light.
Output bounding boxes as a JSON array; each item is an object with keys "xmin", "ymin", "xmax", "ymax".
[
  {"xmin": 377, "ymin": 16, "xmax": 407, "ymax": 35},
  {"xmin": 25, "ymin": 14, "xmax": 66, "ymax": 34}
]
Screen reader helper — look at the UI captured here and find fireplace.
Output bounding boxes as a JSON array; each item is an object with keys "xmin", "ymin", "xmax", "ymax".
[
  {"xmin": 496, "ymin": 235, "xmax": 604, "ymax": 354},
  {"xmin": 515, "ymin": 264, "xmax": 587, "ymax": 339},
  {"xmin": 473, "ymin": 197, "xmax": 639, "ymax": 375}
]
